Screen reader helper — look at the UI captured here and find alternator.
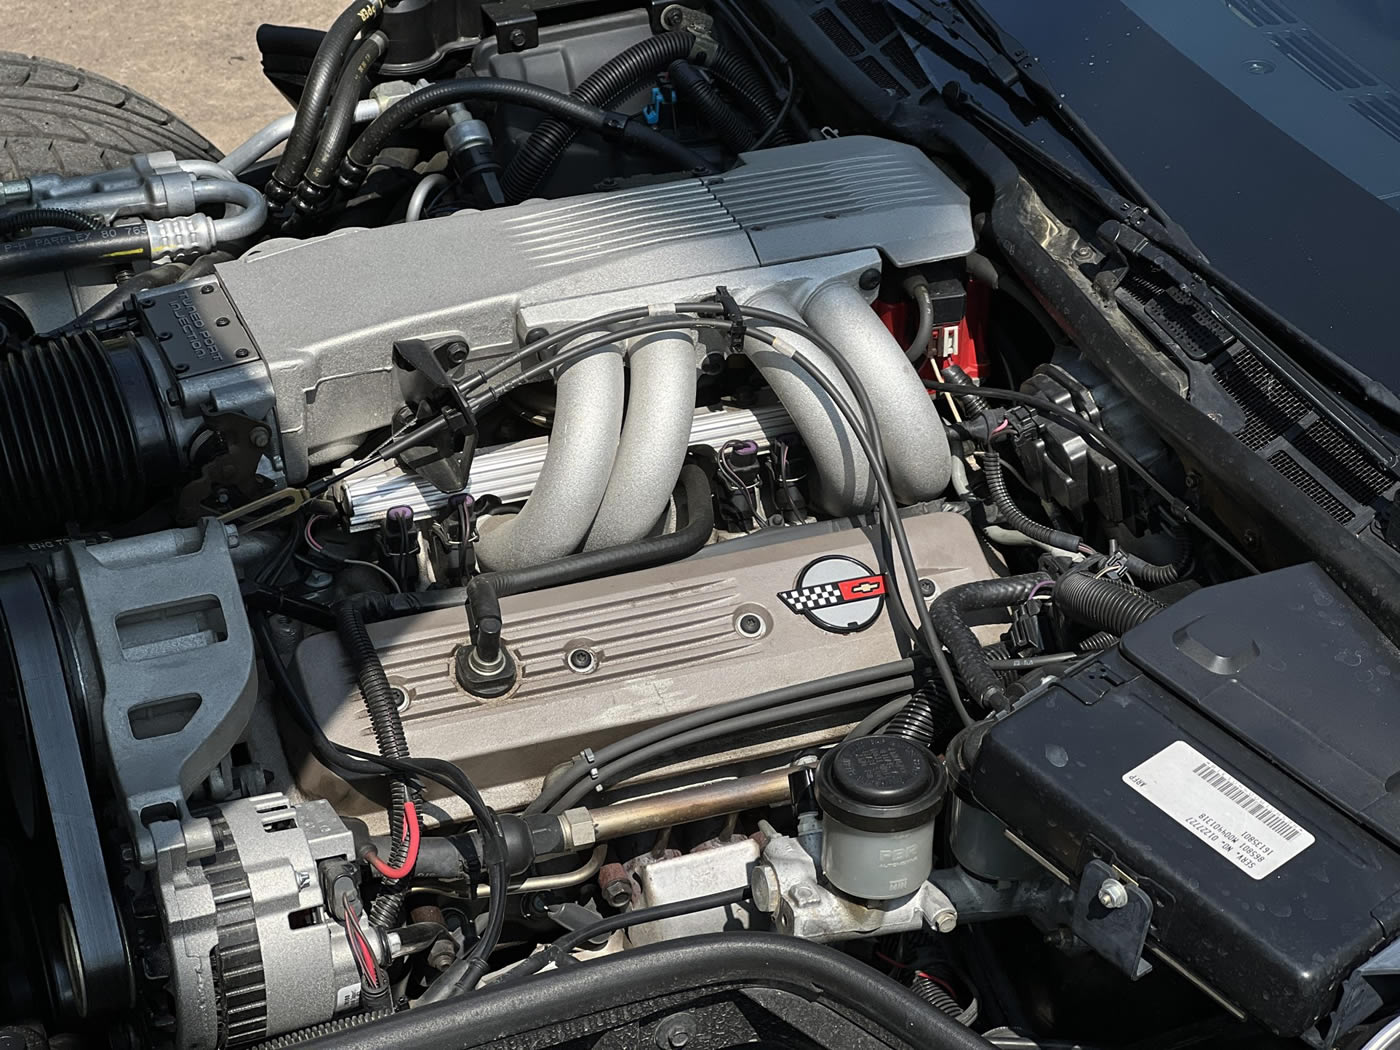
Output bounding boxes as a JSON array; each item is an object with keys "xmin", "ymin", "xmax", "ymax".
[{"xmin": 154, "ymin": 794, "xmax": 362, "ymax": 1049}]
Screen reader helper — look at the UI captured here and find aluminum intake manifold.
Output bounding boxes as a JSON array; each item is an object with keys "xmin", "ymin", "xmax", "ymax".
[{"xmin": 213, "ymin": 135, "xmax": 975, "ymax": 568}]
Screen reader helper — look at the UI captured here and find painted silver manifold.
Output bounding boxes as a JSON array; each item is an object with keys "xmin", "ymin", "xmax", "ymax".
[{"xmin": 216, "ymin": 135, "xmax": 973, "ymax": 569}]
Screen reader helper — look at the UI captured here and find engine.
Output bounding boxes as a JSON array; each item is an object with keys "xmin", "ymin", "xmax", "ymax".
[{"xmin": 4, "ymin": 3, "xmax": 1400, "ymax": 1050}]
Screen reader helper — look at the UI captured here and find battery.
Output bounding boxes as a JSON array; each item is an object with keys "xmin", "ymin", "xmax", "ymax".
[{"xmin": 969, "ymin": 563, "xmax": 1400, "ymax": 1038}]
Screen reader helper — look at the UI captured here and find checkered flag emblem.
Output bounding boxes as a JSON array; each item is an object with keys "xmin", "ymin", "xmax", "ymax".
[{"xmin": 778, "ymin": 574, "xmax": 886, "ymax": 614}]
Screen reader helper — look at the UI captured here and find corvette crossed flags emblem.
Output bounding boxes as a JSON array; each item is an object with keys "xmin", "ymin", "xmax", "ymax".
[
  {"xmin": 777, "ymin": 574, "xmax": 887, "ymax": 613},
  {"xmin": 777, "ymin": 555, "xmax": 889, "ymax": 633}
]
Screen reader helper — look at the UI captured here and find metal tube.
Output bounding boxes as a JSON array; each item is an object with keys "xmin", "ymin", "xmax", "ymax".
[
  {"xmin": 576, "ymin": 768, "xmax": 795, "ymax": 845},
  {"xmin": 420, "ymin": 845, "xmax": 608, "ymax": 898},
  {"xmin": 192, "ymin": 180, "xmax": 268, "ymax": 242},
  {"xmin": 742, "ymin": 289, "xmax": 876, "ymax": 515},
  {"xmin": 475, "ymin": 342, "xmax": 624, "ymax": 570},
  {"xmin": 800, "ymin": 280, "xmax": 952, "ymax": 502},
  {"xmin": 583, "ymin": 330, "xmax": 698, "ymax": 550},
  {"xmin": 221, "ymin": 99, "xmax": 382, "ymax": 175}
]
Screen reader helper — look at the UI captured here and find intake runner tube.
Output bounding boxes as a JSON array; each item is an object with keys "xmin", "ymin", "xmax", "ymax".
[
  {"xmin": 742, "ymin": 289, "xmax": 876, "ymax": 515},
  {"xmin": 800, "ymin": 280, "xmax": 952, "ymax": 502},
  {"xmin": 584, "ymin": 330, "xmax": 698, "ymax": 550},
  {"xmin": 475, "ymin": 343, "xmax": 624, "ymax": 570}
]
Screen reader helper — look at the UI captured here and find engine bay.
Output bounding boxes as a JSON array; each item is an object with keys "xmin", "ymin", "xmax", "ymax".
[{"xmin": 3, "ymin": 2, "xmax": 1400, "ymax": 1049}]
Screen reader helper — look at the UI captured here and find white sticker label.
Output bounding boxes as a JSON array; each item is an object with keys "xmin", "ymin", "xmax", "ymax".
[
  {"xmin": 1122, "ymin": 740, "xmax": 1314, "ymax": 880},
  {"xmin": 335, "ymin": 983, "xmax": 362, "ymax": 1011}
]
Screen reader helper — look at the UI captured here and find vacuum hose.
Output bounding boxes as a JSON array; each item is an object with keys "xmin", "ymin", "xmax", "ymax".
[
  {"xmin": 501, "ymin": 30, "xmax": 695, "ymax": 202},
  {"xmin": 477, "ymin": 463, "xmax": 714, "ymax": 598},
  {"xmin": 340, "ymin": 77, "xmax": 712, "ymax": 197},
  {"xmin": 267, "ymin": 0, "xmax": 387, "ymax": 204}
]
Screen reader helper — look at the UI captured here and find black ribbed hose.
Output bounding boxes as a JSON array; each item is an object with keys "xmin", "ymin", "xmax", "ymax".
[
  {"xmin": 0, "ymin": 330, "xmax": 178, "ymax": 541},
  {"xmin": 1075, "ymin": 629, "xmax": 1118, "ymax": 652},
  {"xmin": 267, "ymin": 0, "xmax": 386, "ymax": 204},
  {"xmin": 982, "ymin": 452, "xmax": 1084, "ymax": 554},
  {"xmin": 668, "ymin": 60, "xmax": 755, "ymax": 152},
  {"xmin": 927, "ymin": 573, "xmax": 1052, "ymax": 714},
  {"xmin": 706, "ymin": 47, "xmax": 792, "ymax": 146},
  {"xmin": 340, "ymin": 77, "xmax": 711, "ymax": 197},
  {"xmin": 295, "ymin": 30, "xmax": 388, "ymax": 213},
  {"xmin": 1054, "ymin": 572, "xmax": 1164, "ymax": 637},
  {"xmin": 501, "ymin": 30, "xmax": 695, "ymax": 202},
  {"xmin": 0, "ymin": 208, "xmax": 103, "ymax": 237},
  {"xmin": 334, "ymin": 593, "xmax": 418, "ymax": 927},
  {"xmin": 940, "ymin": 362, "xmax": 990, "ymax": 417},
  {"xmin": 885, "ymin": 678, "xmax": 961, "ymax": 750},
  {"xmin": 1121, "ymin": 526, "xmax": 1191, "ymax": 588}
]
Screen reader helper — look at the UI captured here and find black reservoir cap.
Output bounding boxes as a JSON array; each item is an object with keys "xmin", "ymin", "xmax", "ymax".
[{"xmin": 816, "ymin": 736, "xmax": 947, "ymax": 832}]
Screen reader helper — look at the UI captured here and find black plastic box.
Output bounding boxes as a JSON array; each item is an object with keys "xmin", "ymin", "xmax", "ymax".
[{"xmin": 969, "ymin": 564, "xmax": 1400, "ymax": 1038}]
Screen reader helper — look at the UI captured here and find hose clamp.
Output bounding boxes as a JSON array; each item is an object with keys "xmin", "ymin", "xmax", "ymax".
[
  {"xmin": 598, "ymin": 112, "xmax": 630, "ymax": 142},
  {"xmin": 144, "ymin": 214, "xmax": 216, "ymax": 263}
]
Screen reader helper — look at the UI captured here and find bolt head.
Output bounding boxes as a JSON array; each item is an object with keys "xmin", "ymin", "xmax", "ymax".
[
  {"xmin": 508, "ymin": 27, "xmax": 527, "ymax": 47},
  {"xmin": 1097, "ymin": 877, "xmax": 1129, "ymax": 910},
  {"xmin": 918, "ymin": 578, "xmax": 937, "ymax": 598},
  {"xmin": 932, "ymin": 908, "xmax": 957, "ymax": 934},
  {"xmin": 603, "ymin": 878, "xmax": 632, "ymax": 908},
  {"xmin": 750, "ymin": 866, "xmax": 781, "ymax": 913},
  {"xmin": 250, "ymin": 427, "xmax": 270, "ymax": 449}
]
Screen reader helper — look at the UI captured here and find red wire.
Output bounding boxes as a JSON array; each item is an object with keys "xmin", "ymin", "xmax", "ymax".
[
  {"xmin": 343, "ymin": 903, "xmax": 380, "ymax": 986},
  {"xmin": 874, "ymin": 950, "xmax": 916, "ymax": 970},
  {"xmin": 366, "ymin": 799, "xmax": 421, "ymax": 880}
]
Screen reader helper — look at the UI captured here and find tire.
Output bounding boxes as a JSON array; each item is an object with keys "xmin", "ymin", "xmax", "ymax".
[{"xmin": 0, "ymin": 52, "xmax": 220, "ymax": 180}]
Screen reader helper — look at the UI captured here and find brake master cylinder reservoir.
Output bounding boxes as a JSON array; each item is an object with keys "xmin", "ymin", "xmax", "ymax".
[{"xmin": 815, "ymin": 736, "xmax": 947, "ymax": 899}]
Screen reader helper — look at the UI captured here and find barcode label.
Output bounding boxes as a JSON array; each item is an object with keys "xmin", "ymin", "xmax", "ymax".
[
  {"xmin": 1122, "ymin": 740, "xmax": 1314, "ymax": 880},
  {"xmin": 1191, "ymin": 761, "xmax": 1304, "ymax": 841}
]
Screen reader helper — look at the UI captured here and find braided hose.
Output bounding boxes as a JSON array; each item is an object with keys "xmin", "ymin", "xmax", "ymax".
[{"xmin": 928, "ymin": 574, "xmax": 1052, "ymax": 714}]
